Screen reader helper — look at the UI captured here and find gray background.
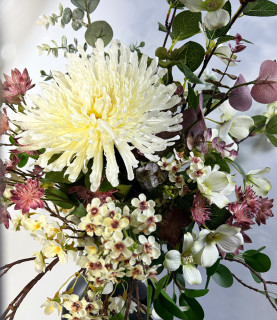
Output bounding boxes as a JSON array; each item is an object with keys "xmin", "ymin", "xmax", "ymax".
[{"xmin": 1, "ymin": 0, "xmax": 277, "ymax": 319}]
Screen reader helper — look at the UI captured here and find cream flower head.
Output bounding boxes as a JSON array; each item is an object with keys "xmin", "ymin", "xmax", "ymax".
[{"xmin": 16, "ymin": 39, "xmax": 182, "ymax": 191}]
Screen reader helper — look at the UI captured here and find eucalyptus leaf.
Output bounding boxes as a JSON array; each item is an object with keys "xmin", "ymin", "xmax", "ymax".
[
  {"xmin": 85, "ymin": 20, "xmax": 113, "ymax": 47},
  {"xmin": 62, "ymin": 8, "xmax": 72, "ymax": 25},
  {"xmin": 179, "ymin": 62, "xmax": 203, "ymax": 84},
  {"xmin": 72, "ymin": 8, "xmax": 85, "ymax": 20},
  {"xmin": 177, "ymin": 41, "xmax": 205, "ymax": 72},
  {"xmin": 171, "ymin": 11, "xmax": 201, "ymax": 41},
  {"xmin": 71, "ymin": 0, "xmax": 100, "ymax": 13}
]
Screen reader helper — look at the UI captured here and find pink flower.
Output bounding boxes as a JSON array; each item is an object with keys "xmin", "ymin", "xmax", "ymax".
[
  {"xmin": 191, "ymin": 191, "xmax": 211, "ymax": 225},
  {"xmin": 0, "ymin": 203, "xmax": 11, "ymax": 229},
  {"xmin": 1, "ymin": 68, "xmax": 35, "ymax": 104},
  {"xmin": 228, "ymin": 201, "xmax": 255, "ymax": 225},
  {"xmin": 0, "ymin": 159, "xmax": 7, "ymax": 197},
  {"xmin": 229, "ymin": 74, "xmax": 252, "ymax": 111},
  {"xmin": 256, "ymin": 197, "xmax": 274, "ymax": 225},
  {"xmin": 10, "ymin": 178, "xmax": 44, "ymax": 214},
  {"xmin": 0, "ymin": 108, "xmax": 9, "ymax": 138},
  {"xmin": 251, "ymin": 60, "xmax": 277, "ymax": 104}
]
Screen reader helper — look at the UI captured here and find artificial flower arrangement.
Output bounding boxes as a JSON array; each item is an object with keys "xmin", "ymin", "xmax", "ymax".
[{"xmin": 1, "ymin": 0, "xmax": 277, "ymax": 319}]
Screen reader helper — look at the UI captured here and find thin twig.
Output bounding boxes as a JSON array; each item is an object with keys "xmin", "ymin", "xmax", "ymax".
[
  {"xmin": 131, "ymin": 297, "xmax": 153, "ymax": 320},
  {"xmin": 226, "ymin": 257, "xmax": 277, "ymax": 312},
  {"xmin": 0, "ymin": 257, "xmax": 35, "ymax": 278},
  {"xmin": 1, "ymin": 257, "xmax": 59, "ymax": 320},
  {"xmin": 232, "ymin": 273, "xmax": 260, "ymax": 293},
  {"xmin": 163, "ymin": 8, "xmax": 177, "ymax": 48}
]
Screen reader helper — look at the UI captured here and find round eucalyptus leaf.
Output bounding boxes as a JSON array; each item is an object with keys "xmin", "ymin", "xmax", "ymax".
[
  {"xmin": 85, "ymin": 20, "xmax": 113, "ymax": 47},
  {"xmin": 72, "ymin": 8, "xmax": 84, "ymax": 20},
  {"xmin": 70, "ymin": 0, "xmax": 100, "ymax": 13},
  {"xmin": 61, "ymin": 7, "xmax": 72, "ymax": 25},
  {"xmin": 71, "ymin": 19, "xmax": 83, "ymax": 31}
]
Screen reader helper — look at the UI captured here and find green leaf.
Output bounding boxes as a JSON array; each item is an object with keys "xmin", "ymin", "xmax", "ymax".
[
  {"xmin": 147, "ymin": 284, "xmax": 153, "ymax": 320},
  {"xmin": 153, "ymin": 296, "xmax": 174, "ymax": 320},
  {"xmin": 205, "ymin": 152, "xmax": 231, "ymax": 174},
  {"xmin": 187, "ymin": 83, "xmax": 198, "ymax": 110},
  {"xmin": 205, "ymin": 205, "xmax": 231, "ymax": 230},
  {"xmin": 179, "ymin": 62, "xmax": 203, "ymax": 84},
  {"xmin": 158, "ymin": 22, "xmax": 167, "ymax": 33},
  {"xmin": 43, "ymin": 170, "xmax": 71, "ymax": 184},
  {"xmin": 117, "ymin": 184, "xmax": 131, "ymax": 198},
  {"xmin": 185, "ymin": 289, "xmax": 209, "ymax": 298},
  {"xmin": 155, "ymin": 290, "xmax": 188, "ymax": 320},
  {"xmin": 212, "ymin": 264, "xmax": 233, "ymax": 288},
  {"xmin": 17, "ymin": 154, "xmax": 29, "ymax": 168},
  {"xmin": 244, "ymin": 252, "xmax": 271, "ymax": 273},
  {"xmin": 110, "ymin": 313, "xmax": 124, "ymax": 320},
  {"xmin": 251, "ymin": 271, "xmax": 262, "ymax": 283},
  {"xmin": 244, "ymin": 0, "xmax": 277, "ymax": 16},
  {"xmin": 71, "ymin": 0, "xmax": 100, "ymax": 13},
  {"xmin": 85, "ymin": 20, "xmax": 113, "ymax": 47},
  {"xmin": 206, "ymin": 259, "xmax": 220, "ymax": 277},
  {"xmin": 177, "ymin": 41, "xmax": 205, "ymax": 72},
  {"xmin": 243, "ymin": 247, "xmax": 266, "ymax": 256},
  {"xmin": 251, "ymin": 115, "xmax": 267, "ymax": 133},
  {"xmin": 45, "ymin": 189, "xmax": 74, "ymax": 209},
  {"xmin": 176, "ymin": 272, "xmax": 186, "ymax": 289},
  {"xmin": 62, "ymin": 7, "xmax": 72, "ymax": 24},
  {"xmin": 154, "ymin": 275, "xmax": 168, "ymax": 300},
  {"xmin": 71, "ymin": 202, "xmax": 87, "ymax": 217},
  {"xmin": 155, "ymin": 47, "xmax": 171, "ymax": 60},
  {"xmin": 172, "ymin": 11, "xmax": 201, "ymax": 41},
  {"xmin": 179, "ymin": 294, "xmax": 205, "ymax": 320},
  {"xmin": 265, "ymin": 114, "xmax": 277, "ymax": 134},
  {"xmin": 225, "ymin": 158, "xmax": 247, "ymax": 182},
  {"xmin": 265, "ymin": 133, "xmax": 277, "ymax": 146}
]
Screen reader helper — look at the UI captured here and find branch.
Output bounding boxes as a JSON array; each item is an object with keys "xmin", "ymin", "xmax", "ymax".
[
  {"xmin": 194, "ymin": 0, "xmax": 252, "ymax": 87},
  {"xmin": 124, "ymin": 278, "xmax": 134, "ymax": 320},
  {"xmin": 163, "ymin": 7, "xmax": 177, "ymax": 48},
  {"xmin": 0, "ymin": 257, "xmax": 35, "ymax": 278},
  {"xmin": 232, "ymin": 272, "xmax": 260, "ymax": 293},
  {"xmin": 131, "ymin": 297, "xmax": 153, "ymax": 320},
  {"xmin": 0, "ymin": 257, "xmax": 59, "ymax": 320},
  {"xmin": 226, "ymin": 257, "xmax": 277, "ymax": 312},
  {"xmin": 134, "ymin": 280, "xmax": 143, "ymax": 320}
]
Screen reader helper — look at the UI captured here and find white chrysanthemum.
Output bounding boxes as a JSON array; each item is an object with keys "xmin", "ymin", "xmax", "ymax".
[{"xmin": 15, "ymin": 39, "xmax": 182, "ymax": 191}]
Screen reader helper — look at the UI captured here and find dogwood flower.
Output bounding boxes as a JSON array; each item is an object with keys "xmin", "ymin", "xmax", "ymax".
[
  {"xmin": 193, "ymin": 225, "xmax": 244, "ymax": 267},
  {"xmin": 197, "ymin": 165, "xmax": 235, "ymax": 208},
  {"xmin": 180, "ymin": 0, "xmax": 227, "ymax": 12},
  {"xmin": 246, "ymin": 167, "xmax": 272, "ymax": 196},
  {"xmin": 15, "ymin": 39, "xmax": 182, "ymax": 191},
  {"xmin": 204, "ymin": 9, "xmax": 229, "ymax": 30},
  {"xmin": 164, "ymin": 233, "xmax": 202, "ymax": 285}
]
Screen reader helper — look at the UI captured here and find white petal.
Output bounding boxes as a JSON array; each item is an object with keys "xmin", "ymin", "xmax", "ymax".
[
  {"xmin": 217, "ymin": 233, "xmax": 244, "ymax": 253},
  {"xmin": 182, "ymin": 264, "xmax": 202, "ymax": 285},
  {"xmin": 201, "ymin": 244, "xmax": 219, "ymax": 268},
  {"xmin": 204, "ymin": 9, "xmax": 229, "ymax": 30},
  {"xmin": 229, "ymin": 116, "xmax": 254, "ymax": 139},
  {"xmin": 215, "ymin": 224, "xmax": 240, "ymax": 236},
  {"xmin": 164, "ymin": 250, "xmax": 181, "ymax": 271},
  {"xmin": 182, "ymin": 233, "xmax": 194, "ymax": 253}
]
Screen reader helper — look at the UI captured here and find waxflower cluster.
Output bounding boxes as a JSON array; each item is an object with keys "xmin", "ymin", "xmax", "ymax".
[{"xmin": 1, "ymin": 1, "xmax": 277, "ymax": 320}]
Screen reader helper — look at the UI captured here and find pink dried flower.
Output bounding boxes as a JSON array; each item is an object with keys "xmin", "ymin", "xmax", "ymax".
[
  {"xmin": 1, "ymin": 68, "xmax": 35, "ymax": 104},
  {"xmin": 10, "ymin": 178, "xmax": 44, "ymax": 214},
  {"xmin": 228, "ymin": 201, "xmax": 255, "ymax": 225},
  {"xmin": 256, "ymin": 197, "xmax": 274, "ymax": 225},
  {"xmin": 244, "ymin": 186, "xmax": 260, "ymax": 216},
  {"xmin": 191, "ymin": 191, "xmax": 211, "ymax": 225},
  {"xmin": 0, "ymin": 203, "xmax": 11, "ymax": 229},
  {"xmin": 0, "ymin": 159, "xmax": 7, "ymax": 197},
  {"xmin": 0, "ymin": 108, "xmax": 9, "ymax": 138}
]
